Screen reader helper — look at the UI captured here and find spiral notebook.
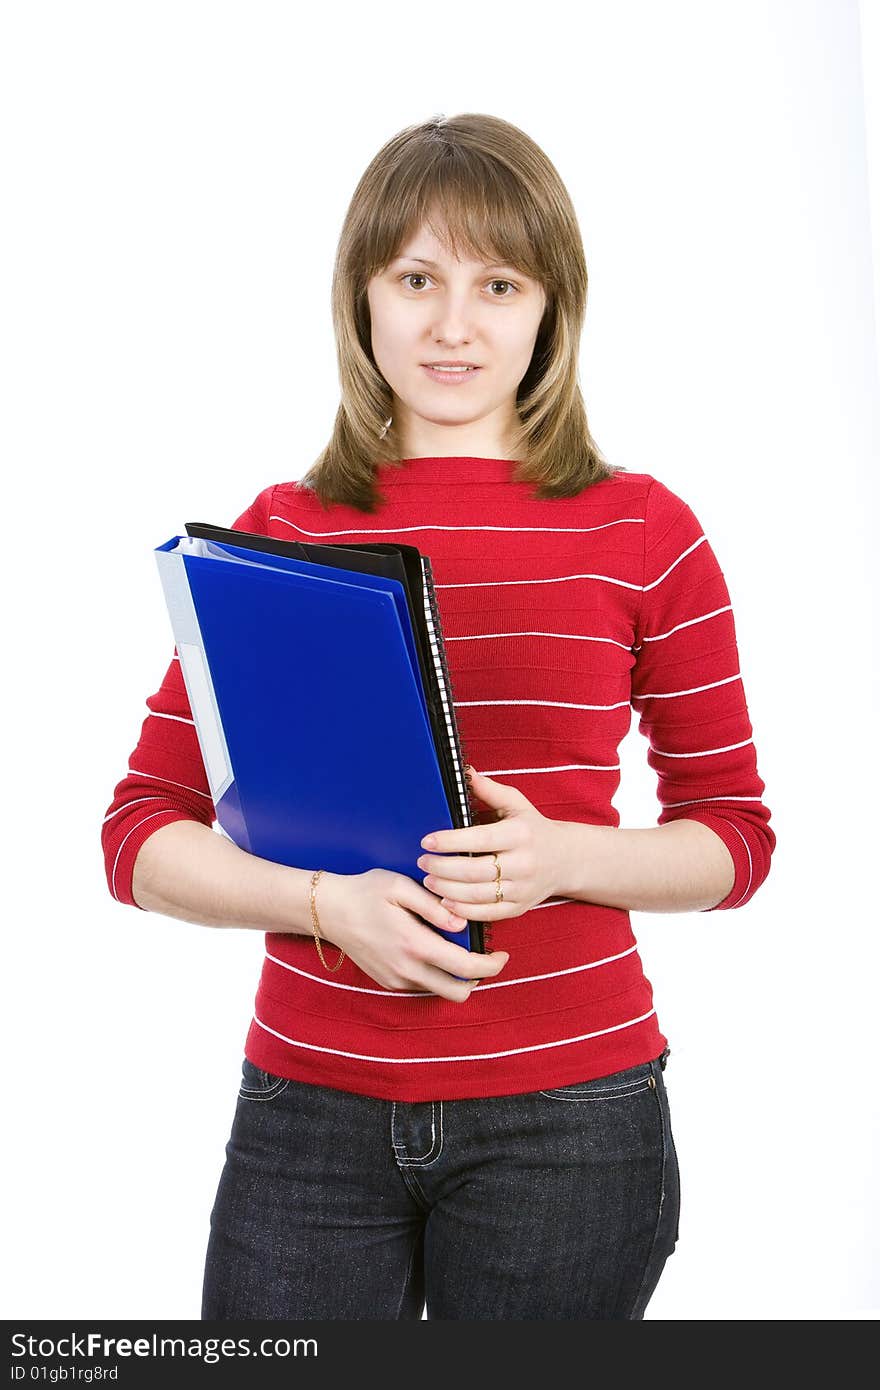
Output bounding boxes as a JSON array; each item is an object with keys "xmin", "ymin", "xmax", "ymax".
[{"xmin": 154, "ymin": 520, "xmax": 485, "ymax": 954}]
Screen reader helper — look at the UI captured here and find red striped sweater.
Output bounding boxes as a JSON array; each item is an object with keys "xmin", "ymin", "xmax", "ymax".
[{"xmin": 101, "ymin": 455, "xmax": 775, "ymax": 1101}]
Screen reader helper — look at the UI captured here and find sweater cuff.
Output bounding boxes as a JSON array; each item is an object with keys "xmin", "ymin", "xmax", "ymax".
[
  {"xmin": 109, "ymin": 808, "xmax": 201, "ymax": 909},
  {"xmin": 678, "ymin": 812, "xmax": 755, "ymax": 911}
]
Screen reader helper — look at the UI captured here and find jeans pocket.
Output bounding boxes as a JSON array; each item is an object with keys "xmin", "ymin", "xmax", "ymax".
[
  {"xmin": 238, "ymin": 1055, "xmax": 291, "ymax": 1102},
  {"xmin": 538, "ymin": 1059, "xmax": 656, "ymax": 1102}
]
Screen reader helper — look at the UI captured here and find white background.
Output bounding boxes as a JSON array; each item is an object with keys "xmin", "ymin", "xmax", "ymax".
[{"xmin": 2, "ymin": 0, "xmax": 878, "ymax": 1321}]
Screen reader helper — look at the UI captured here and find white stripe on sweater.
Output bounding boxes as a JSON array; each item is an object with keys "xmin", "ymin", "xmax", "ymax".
[
  {"xmin": 456, "ymin": 697, "xmax": 631, "ymax": 711},
  {"xmin": 147, "ymin": 708, "xmax": 195, "ymax": 725},
  {"xmin": 268, "ymin": 515, "xmax": 646, "ymax": 537},
  {"xmin": 437, "ymin": 572, "xmax": 643, "ymax": 591},
  {"xmin": 446, "ymin": 629, "xmax": 637, "ymax": 651},
  {"xmin": 651, "ymin": 738, "xmax": 754, "ymax": 758},
  {"xmin": 450, "ymin": 760, "xmax": 620, "ymax": 774},
  {"xmin": 722, "ymin": 820, "xmax": 753, "ymax": 908},
  {"xmin": 631, "ymin": 673, "xmax": 742, "ymax": 700},
  {"xmin": 251, "ymin": 1006, "xmax": 657, "ymax": 1064},
  {"xmin": 643, "ymin": 535, "xmax": 707, "ymax": 590},
  {"xmin": 263, "ymin": 943, "xmax": 639, "ymax": 997},
  {"xmin": 111, "ymin": 808, "xmax": 188, "ymax": 900},
  {"xmin": 637, "ymin": 605, "xmax": 732, "ymax": 645},
  {"xmin": 408, "ymin": 533, "xmax": 703, "ymax": 594},
  {"xmin": 662, "ymin": 794, "xmax": 764, "ymax": 806}
]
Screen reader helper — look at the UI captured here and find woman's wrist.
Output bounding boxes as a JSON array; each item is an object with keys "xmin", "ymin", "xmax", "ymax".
[
  {"xmin": 296, "ymin": 867, "xmax": 351, "ymax": 947},
  {"xmin": 554, "ymin": 818, "xmax": 736, "ymax": 913}
]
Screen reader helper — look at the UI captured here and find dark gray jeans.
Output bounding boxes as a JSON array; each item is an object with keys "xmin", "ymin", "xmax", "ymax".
[{"xmin": 201, "ymin": 1047, "xmax": 680, "ymax": 1320}]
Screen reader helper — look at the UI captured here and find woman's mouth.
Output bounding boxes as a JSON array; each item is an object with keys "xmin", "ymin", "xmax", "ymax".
[{"xmin": 421, "ymin": 364, "xmax": 483, "ymax": 385}]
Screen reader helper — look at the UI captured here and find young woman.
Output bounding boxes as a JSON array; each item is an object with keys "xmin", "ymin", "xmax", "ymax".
[{"xmin": 101, "ymin": 112, "xmax": 775, "ymax": 1320}]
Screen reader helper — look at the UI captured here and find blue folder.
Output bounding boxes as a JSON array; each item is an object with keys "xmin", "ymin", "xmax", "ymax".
[{"xmin": 154, "ymin": 523, "xmax": 484, "ymax": 954}]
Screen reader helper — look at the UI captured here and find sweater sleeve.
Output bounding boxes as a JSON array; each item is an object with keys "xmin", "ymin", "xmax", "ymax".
[
  {"xmin": 101, "ymin": 483, "xmax": 277, "ymax": 908},
  {"xmin": 630, "ymin": 478, "xmax": 775, "ymax": 911}
]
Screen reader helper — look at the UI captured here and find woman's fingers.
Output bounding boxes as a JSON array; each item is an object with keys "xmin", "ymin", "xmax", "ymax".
[{"xmin": 417, "ymin": 951, "xmax": 510, "ymax": 1002}]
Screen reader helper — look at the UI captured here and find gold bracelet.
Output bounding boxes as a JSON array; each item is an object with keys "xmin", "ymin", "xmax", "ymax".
[{"xmin": 310, "ymin": 868, "xmax": 346, "ymax": 972}]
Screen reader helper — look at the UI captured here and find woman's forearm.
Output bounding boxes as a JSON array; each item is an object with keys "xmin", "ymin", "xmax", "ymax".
[
  {"xmin": 554, "ymin": 818, "xmax": 736, "ymax": 913},
  {"xmin": 131, "ymin": 819, "xmax": 324, "ymax": 934}
]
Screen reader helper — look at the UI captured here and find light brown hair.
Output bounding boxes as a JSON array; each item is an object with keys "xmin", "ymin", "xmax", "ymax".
[{"xmin": 302, "ymin": 112, "xmax": 624, "ymax": 511}]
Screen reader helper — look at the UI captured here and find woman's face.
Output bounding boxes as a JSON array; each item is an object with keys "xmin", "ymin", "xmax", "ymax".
[{"xmin": 366, "ymin": 221, "xmax": 547, "ymax": 458}]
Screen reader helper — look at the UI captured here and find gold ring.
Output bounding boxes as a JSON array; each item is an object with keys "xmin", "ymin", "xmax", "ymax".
[{"xmin": 492, "ymin": 851, "xmax": 504, "ymax": 903}]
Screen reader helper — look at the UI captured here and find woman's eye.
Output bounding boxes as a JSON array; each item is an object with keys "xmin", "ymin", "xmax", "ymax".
[{"xmin": 399, "ymin": 273, "xmax": 518, "ymax": 297}]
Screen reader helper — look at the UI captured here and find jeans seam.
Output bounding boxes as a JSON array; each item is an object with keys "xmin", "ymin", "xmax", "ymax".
[
  {"xmin": 629, "ymin": 1057, "xmax": 667, "ymax": 1316},
  {"xmin": 392, "ymin": 1154, "xmax": 431, "ymax": 1211},
  {"xmin": 238, "ymin": 1079, "xmax": 290, "ymax": 1101},
  {"xmin": 538, "ymin": 1078, "xmax": 654, "ymax": 1103},
  {"xmin": 395, "ymin": 1232, "xmax": 421, "ymax": 1319},
  {"xmin": 391, "ymin": 1102, "xmax": 444, "ymax": 1166}
]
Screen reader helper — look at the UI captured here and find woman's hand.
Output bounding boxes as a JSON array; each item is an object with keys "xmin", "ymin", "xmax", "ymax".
[
  {"xmin": 315, "ymin": 865, "xmax": 510, "ymax": 1003},
  {"xmin": 416, "ymin": 767, "xmax": 571, "ymax": 921}
]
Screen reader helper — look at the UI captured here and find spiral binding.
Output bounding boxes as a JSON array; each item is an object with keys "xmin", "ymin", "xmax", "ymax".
[{"xmin": 420, "ymin": 555, "xmax": 493, "ymax": 957}]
